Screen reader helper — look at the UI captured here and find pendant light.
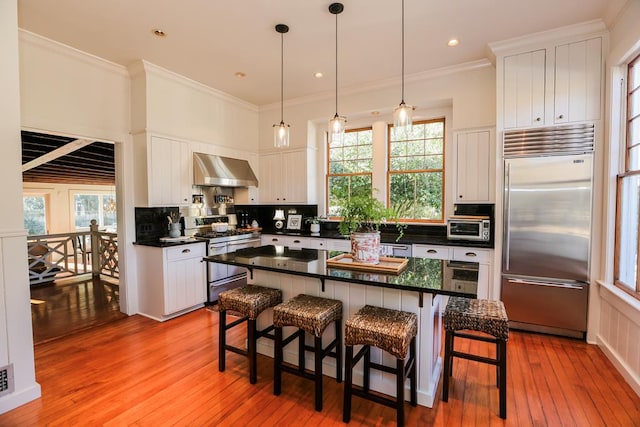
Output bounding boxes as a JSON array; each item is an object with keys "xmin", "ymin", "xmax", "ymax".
[
  {"xmin": 328, "ymin": 3, "xmax": 346, "ymax": 144},
  {"xmin": 393, "ymin": 0, "xmax": 413, "ymax": 131},
  {"xmin": 273, "ymin": 24, "xmax": 290, "ymax": 148}
]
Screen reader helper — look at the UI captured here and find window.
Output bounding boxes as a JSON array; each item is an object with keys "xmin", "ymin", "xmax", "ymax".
[
  {"xmin": 615, "ymin": 53, "xmax": 640, "ymax": 295},
  {"xmin": 72, "ymin": 192, "xmax": 117, "ymax": 230},
  {"xmin": 326, "ymin": 127, "xmax": 373, "ymax": 216},
  {"xmin": 23, "ymin": 195, "xmax": 47, "ymax": 235},
  {"xmin": 388, "ymin": 118, "xmax": 445, "ymax": 222}
]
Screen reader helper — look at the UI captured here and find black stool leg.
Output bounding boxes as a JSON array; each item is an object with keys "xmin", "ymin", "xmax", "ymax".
[
  {"xmin": 442, "ymin": 330, "xmax": 452, "ymax": 402},
  {"xmin": 410, "ymin": 337, "xmax": 417, "ymax": 406},
  {"xmin": 335, "ymin": 319, "xmax": 343, "ymax": 383},
  {"xmin": 248, "ymin": 318, "xmax": 257, "ymax": 384},
  {"xmin": 218, "ymin": 310, "xmax": 226, "ymax": 372},
  {"xmin": 343, "ymin": 345, "xmax": 354, "ymax": 423},
  {"xmin": 363, "ymin": 345, "xmax": 371, "ymax": 392},
  {"xmin": 314, "ymin": 335, "xmax": 323, "ymax": 411},
  {"xmin": 396, "ymin": 356, "xmax": 406, "ymax": 427},
  {"xmin": 499, "ymin": 339, "xmax": 507, "ymax": 419},
  {"xmin": 274, "ymin": 326, "xmax": 283, "ymax": 395},
  {"xmin": 298, "ymin": 329, "xmax": 305, "ymax": 374}
]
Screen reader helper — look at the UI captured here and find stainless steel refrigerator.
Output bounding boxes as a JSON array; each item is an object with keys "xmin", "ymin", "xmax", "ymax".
[{"xmin": 501, "ymin": 124, "xmax": 594, "ymax": 339}]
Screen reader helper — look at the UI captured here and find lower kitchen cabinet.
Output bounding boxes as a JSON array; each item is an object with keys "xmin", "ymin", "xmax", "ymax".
[
  {"xmin": 137, "ymin": 242, "xmax": 206, "ymax": 321},
  {"xmin": 413, "ymin": 244, "xmax": 495, "ymax": 300}
]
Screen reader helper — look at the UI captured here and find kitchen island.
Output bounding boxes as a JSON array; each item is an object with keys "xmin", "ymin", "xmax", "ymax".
[{"xmin": 205, "ymin": 245, "xmax": 478, "ymax": 408}]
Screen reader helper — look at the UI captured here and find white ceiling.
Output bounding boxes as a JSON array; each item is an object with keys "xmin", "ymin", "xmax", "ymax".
[{"xmin": 17, "ymin": 0, "xmax": 626, "ymax": 107}]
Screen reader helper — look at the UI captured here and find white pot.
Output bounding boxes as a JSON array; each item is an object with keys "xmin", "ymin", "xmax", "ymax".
[
  {"xmin": 350, "ymin": 231, "xmax": 381, "ymax": 264},
  {"xmin": 310, "ymin": 223, "xmax": 320, "ymax": 233},
  {"xmin": 212, "ymin": 222, "xmax": 229, "ymax": 233}
]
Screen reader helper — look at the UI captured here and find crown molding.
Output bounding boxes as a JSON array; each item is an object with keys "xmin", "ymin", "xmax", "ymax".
[
  {"xmin": 489, "ymin": 19, "xmax": 607, "ymax": 55},
  {"xmin": 132, "ymin": 60, "xmax": 259, "ymax": 113},
  {"xmin": 18, "ymin": 29, "xmax": 128, "ymax": 77},
  {"xmin": 259, "ymin": 59, "xmax": 492, "ymax": 112}
]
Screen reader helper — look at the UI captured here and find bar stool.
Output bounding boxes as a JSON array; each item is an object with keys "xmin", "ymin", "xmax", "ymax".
[
  {"xmin": 442, "ymin": 296, "xmax": 509, "ymax": 419},
  {"xmin": 343, "ymin": 305, "xmax": 418, "ymax": 427},
  {"xmin": 218, "ymin": 285, "xmax": 283, "ymax": 384},
  {"xmin": 273, "ymin": 294, "xmax": 343, "ymax": 411}
]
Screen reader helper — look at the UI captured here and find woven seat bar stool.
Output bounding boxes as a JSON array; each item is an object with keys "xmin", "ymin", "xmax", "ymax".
[
  {"xmin": 442, "ymin": 296, "xmax": 509, "ymax": 419},
  {"xmin": 218, "ymin": 285, "xmax": 283, "ymax": 384},
  {"xmin": 273, "ymin": 294, "xmax": 343, "ymax": 412},
  {"xmin": 343, "ymin": 305, "xmax": 418, "ymax": 427}
]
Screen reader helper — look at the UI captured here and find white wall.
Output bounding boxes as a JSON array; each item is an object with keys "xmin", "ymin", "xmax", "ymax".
[
  {"xmin": 597, "ymin": 0, "xmax": 640, "ymax": 398},
  {"xmin": 0, "ymin": 0, "xmax": 41, "ymax": 413}
]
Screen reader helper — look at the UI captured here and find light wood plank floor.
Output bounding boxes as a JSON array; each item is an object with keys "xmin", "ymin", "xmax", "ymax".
[{"xmin": 2, "ymin": 307, "xmax": 640, "ymax": 426}]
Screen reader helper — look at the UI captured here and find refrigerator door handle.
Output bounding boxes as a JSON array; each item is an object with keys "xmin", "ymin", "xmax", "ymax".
[
  {"xmin": 507, "ymin": 278, "xmax": 585, "ymax": 290},
  {"xmin": 504, "ymin": 163, "xmax": 512, "ymax": 270}
]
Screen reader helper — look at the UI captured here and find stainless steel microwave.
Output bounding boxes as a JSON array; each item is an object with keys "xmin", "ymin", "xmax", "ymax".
[{"xmin": 447, "ymin": 215, "xmax": 490, "ymax": 241}]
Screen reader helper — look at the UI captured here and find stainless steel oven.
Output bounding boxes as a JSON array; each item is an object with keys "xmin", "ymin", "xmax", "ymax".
[{"xmin": 194, "ymin": 229, "xmax": 261, "ymax": 303}]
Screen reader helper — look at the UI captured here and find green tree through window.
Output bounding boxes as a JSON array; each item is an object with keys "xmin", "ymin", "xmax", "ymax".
[{"xmin": 388, "ymin": 118, "xmax": 445, "ymax": 221}]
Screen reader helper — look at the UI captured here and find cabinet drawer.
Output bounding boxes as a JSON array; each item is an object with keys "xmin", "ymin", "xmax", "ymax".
[
  {"xmin": 412, "ymin": 245, "xmax": 450, "ymax": 260},
  {"xmin": 451, "ymin": 247, "xmax": 491, "ymax": 263},
  {"xmin": 165, "ymin": 243, "xmax": 205, "ymax": 261},
  {"xmin": 308, "ymin": 238, "xmax": 327, "ymax": 249}
]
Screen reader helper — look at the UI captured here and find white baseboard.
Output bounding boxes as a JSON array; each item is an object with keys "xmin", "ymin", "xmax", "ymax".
[
  {"xmin": 597, "ymin": 335, "xmax": 640, "ymax": 398},
  {"xmin": 0, "ymin": 383, "xmax": 41, "ymax": 414}
]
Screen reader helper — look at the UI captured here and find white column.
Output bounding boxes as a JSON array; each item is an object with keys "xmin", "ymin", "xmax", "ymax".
[{"xmin": 0, "ymin": 0, "xmax": 42, "ymax": 413}]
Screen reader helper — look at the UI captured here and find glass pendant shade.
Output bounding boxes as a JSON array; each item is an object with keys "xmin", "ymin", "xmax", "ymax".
[
  {"xmin": 328, "ymin": 114, "xmax": 347, "ymax": 144},
  {"xmin": 393, "ymin": 101, "xmax": 414, "ymax": 129},
  {"xmin": 274, "ymin": 121, "xmax": 290, "ymax": 148}
]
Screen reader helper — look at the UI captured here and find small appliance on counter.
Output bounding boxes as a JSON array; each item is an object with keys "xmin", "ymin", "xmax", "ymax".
[{"xmin": 446, "ymin": 203, "xmax": 495, "ymax": 244}]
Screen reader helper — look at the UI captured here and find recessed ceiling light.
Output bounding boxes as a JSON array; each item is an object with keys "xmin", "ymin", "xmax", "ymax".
[
  {"xmin": 152, "ymin": 29, "xmax": 167, "ymax": 38},
  {"xmin": 448, "ymin": 38, "xmax": 459, "ymax": 47},
  {"xmin": 314, "ymin": 72, "xmax": 324, "ymax": 78},
  {"xmin": 235, "ymin": 72, "xmax": 247, "ymax": 78},
  {"xmin": 371, "ymin": 111, "xmax": 380, "ymax": 116}
]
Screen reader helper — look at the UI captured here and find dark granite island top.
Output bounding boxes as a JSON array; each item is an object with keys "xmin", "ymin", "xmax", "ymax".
[{"xmin": 204, "ymin": 245, "xmax": 478, "ymax": 300}]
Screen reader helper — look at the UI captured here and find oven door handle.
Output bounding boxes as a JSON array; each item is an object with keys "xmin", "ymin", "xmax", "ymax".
[{"xmin": 227, "ymin": 239, "xmax": 261, "ymax": 248}]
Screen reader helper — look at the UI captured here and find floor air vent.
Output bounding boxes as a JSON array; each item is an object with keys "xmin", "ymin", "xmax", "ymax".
[{"xmin": 0, "ymin": 364, "xmax": 15, "ymax": 397}]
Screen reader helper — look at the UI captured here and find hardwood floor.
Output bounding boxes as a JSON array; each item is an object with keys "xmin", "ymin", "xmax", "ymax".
[
  {"xmin": 3, "ymin": 307, "xmax": 640, "ymax": 426},
  {"xmin": 30, "ymin": 275, "xmax": 126, "ymax": 344}
]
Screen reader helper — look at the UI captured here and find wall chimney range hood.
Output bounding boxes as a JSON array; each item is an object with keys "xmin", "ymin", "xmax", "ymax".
[{"xmin": 193, "ymin": 152, "xmax": 258, "ymax": 187}]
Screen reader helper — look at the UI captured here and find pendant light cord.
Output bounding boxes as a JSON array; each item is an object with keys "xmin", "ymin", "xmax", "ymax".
[
  {"xmin": 280, "ymin": 31, "xmax": 284, "ymax": 124},
  {"xmin": 335, "ymin": 11, "xmax": 339, "ymax": 117},
  {"xmin": 401, "ymin": 0, "xmax": 405, "ymax": 104}
]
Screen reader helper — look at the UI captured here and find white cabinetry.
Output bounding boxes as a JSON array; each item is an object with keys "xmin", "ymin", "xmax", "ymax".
[
  {"xmin": 455, "ymin": 129, "xmax": 493, "ymax": 203},
  {"xmin": 259, "ymin": 149, "xmax": 311, "ymax": 203},
  {"xmin": 148, "ymin": 136, "xmax": 191, "ymax": 206},
  {"xmin": 500, "ymin": 35, "xmax": 602, "ymax": 130},
  {"xmin": 261, "ymin": 234, "xmax": 310, "ymax": 249},
  {"xmin": 137, "ymin": 242, "xmax": 206, "ymax": 321},
  {"xmin": 413, "ymin": 244, "xmax": 450, "ymax": 260}
]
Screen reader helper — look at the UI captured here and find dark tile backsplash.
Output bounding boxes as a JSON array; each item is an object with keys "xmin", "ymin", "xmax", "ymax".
[
  {"xmin": 135, "ymin": 207, "xmax": 180, "ymax": 242},
  {"xmin": 235, "ymin": 204, "xmax": 318, "ymax": 232}
]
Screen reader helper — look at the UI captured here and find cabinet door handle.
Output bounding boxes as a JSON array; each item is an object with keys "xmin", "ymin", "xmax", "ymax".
[
  {"xmin": 271, "ymin": 238, "xmax": 279, "ymax": 242},
  {"xmin": 459, "ymin": 195, "xmax": 463, "ymax": 198},
  {"xmin": 465, "ymin": 252, "xmax": 477, "ymax": 257},
  {"xmin": 535, "ymin": 117, "xmax": 541, "ymax": 122},
  {"xmin": 427, "ymin": 249, "xmax": 437, "ymax": 254},
  {"xmin": 557, "ymin": 114, "xmax": 564, "ymax": 119},
  {"xmin": 182, "ymin": 249, "xmax": 191, "ymax": 254},
  {"xmin": 293, "ymin": 240, "xmax": 301, "ymax": 243}
]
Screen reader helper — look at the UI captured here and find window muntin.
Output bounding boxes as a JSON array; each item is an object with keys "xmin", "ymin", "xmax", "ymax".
[
  {"xmin": 72, "ymin": 192, "xmax": 117, "ymax": 230},
  {"xmin": 327, "ymin": 127, "xmax": 373, "ymax": 216},
  {"xmin": 23, "ymin": 195, "xmax": 47, "ymax": 235},
  {"xmin": 388, "ymin": 118, "xmax": 445, "ymax": 222},
  {"xmin": 615, "ymin": 53, "xmax": 640, "ymax": 295}
]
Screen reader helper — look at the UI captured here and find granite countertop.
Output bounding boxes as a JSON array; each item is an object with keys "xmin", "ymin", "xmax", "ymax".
[
  {"xmin": 134, "ymin": 238, "xmax": 206, "ymax": 248},
  {"xmin": 204, "ymin": 245, "xmax": 478, "ymax": 298}
]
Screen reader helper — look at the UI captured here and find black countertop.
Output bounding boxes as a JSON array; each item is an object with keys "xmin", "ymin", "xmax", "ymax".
[
  {"xmin": 134, "ymin": 238, "xmax": 206, "ymax": 248},
  {"xmin": 204, "ymin": 245, "xmax": 478, "ymax": 298}
]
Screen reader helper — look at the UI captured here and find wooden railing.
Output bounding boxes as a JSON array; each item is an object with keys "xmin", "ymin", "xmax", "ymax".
[{"xmin": 27, "ymin": 220, "xmax": 119, "ymax": 285}]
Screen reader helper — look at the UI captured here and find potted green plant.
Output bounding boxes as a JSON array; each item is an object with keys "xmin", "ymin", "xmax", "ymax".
[
  {"xmin": 305, "ymin": 216, "xmax": 324, "ymax": 234},
  {"xmin": 337, "ymin": 194, "xmax": 406, "ymax": 264}
]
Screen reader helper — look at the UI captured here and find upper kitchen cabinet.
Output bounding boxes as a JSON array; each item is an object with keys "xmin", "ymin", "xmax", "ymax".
[
  {"xmin": 455, "ymin": 128, "xmax": 494, "ymax": 203},
  {"xmin": 494, "ymin": 21, "xmax": 605, "ymax": 131},
  {"xmin": 259, "ymin": 148, "xmax": 315, "ymax": 204},
  {"xmin": 134, "ymin": 134, "xmax": 192, "ymax": 207},
  {"xmin": 503, "ymin": 49, "xmax": 546, "ymax": 129}
]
